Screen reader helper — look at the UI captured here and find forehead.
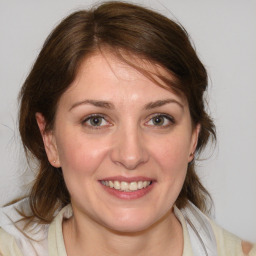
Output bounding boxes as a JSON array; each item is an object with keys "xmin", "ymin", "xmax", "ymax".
[{"xmin": 60, "ymin": 51, "xmax": 187, "ymax": 108}]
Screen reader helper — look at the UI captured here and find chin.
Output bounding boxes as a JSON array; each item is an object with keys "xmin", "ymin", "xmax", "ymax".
[
  {"xmin": 106, "ymin": 221, "xmax": 152, "ymax": 234},
  {"xmin": 101, "ymin": 211, "xmax": 161, "ymax": 234}
]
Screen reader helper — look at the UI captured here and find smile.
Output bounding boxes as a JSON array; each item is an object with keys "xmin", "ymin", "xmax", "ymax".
[{"xmin": 100, "ymin": 180, "xmax": 152, "ymax": 192}]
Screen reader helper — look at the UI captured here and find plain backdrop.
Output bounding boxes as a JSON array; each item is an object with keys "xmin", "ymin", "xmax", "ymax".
[{"xmin": 0, "ymin": 0, "xmax": 255, "ymax": 242}]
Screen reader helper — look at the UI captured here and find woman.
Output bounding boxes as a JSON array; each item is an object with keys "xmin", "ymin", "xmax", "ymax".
[{"xmin": 0, "ymin": 1, "xmax": 255, "ymax": 255}]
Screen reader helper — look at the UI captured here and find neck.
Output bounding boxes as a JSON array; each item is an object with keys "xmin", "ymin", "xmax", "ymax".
[{"xmin": 63, "ymin": 208, "xmax": 183, "ymax": 256}]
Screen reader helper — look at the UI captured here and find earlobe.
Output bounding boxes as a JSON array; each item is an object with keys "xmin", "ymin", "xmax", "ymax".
[{"xmin": 35, "ymin": 112, "xmax": 60, "ymax": 167}]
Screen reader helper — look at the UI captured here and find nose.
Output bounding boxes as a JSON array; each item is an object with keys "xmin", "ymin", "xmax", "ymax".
[{"xmin": 110, "ymin": 126, "xmax": 149, "ymax": 170}]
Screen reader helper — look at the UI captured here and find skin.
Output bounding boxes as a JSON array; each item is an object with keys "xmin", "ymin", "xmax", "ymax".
[
  {"xmin": 37, "ymin": 52, "xmax": 200, "ymax": 255},
  {"xmin": 242, "ymin": 241, "xmax": 253, "ymax": 255}
]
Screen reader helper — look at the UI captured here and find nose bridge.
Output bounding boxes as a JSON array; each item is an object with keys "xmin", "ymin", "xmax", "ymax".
[{"xmin": 110, "ymin": 122, "xmax": 149, "ymax": 170}]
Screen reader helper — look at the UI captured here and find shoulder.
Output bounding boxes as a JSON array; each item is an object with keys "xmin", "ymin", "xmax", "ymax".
[
  {"xmin": 210, "ymin": 220, "xmax": 256, "ymax": 256},
  {"xmin": 241, "ymin": 241, "xmax": 256, "ymax": 256},
  {"xmin": 178, "ymin": 201, "xmax": 256, "ymax": 256},
  {"xmin": 48, "ymin": 204, "xmax": 72, "ymax": 255},
  {"xmin": 0, "ymin": 198, "xmax": 49, "ymax": 256},
  {"xmin": 0, "ymin": 227, "xmax": 24, "ymax": 256},
  {"xmin": 0, "ymin": 200, "xmax": 24, "ymax": 255}
]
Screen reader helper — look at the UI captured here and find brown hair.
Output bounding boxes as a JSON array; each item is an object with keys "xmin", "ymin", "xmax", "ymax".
[{"xmin": 19, "ymin": 1, "xmax": 216, "ymax": 224}]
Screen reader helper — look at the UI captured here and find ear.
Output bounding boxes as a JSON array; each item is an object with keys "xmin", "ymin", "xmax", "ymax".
[
  {"xmin": 188, "ymin": 123, "xmax": 201, "ymax": 163},
  {"xmin": 35, "ymin": 112, "xmax": 61, "ymax": 167}
]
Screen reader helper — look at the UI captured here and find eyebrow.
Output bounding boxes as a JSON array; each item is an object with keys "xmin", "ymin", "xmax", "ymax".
[
  {"xmin": 144, "ymin": 99, "xmax": 184, "ymax": 110},
  {"xmin": 69, "ymin": 98, "xmax": 183, "ymax": 111},
  {"xmin": 69, "ymin": 99, "xmax": 114, "ymax": 111}
]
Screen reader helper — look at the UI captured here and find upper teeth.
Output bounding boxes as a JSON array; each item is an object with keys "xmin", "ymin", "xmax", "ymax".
[{"xmin": 101, "ymin": 180, "xmax": 151, "ymax": 192}]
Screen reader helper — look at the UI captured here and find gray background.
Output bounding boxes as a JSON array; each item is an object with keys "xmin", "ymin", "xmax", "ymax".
[{"xmin": 0, "ymin": 0, "xmax": 255, "ymax": 242}]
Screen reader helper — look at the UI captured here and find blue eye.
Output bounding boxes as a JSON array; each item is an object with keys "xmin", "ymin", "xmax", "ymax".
[{"xmin": 146, "ymin": 114, "xmax": 174, "ymax": 127}]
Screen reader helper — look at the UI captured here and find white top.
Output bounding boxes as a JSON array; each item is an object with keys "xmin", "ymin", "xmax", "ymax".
[{"xmin": 0, "ymin": 199, "xmax": 255, "ymax": 255}]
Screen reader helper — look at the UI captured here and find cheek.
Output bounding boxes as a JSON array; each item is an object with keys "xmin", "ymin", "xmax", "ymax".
[
  {"xmin": 153, "ymin": 137, "xmax": 191, "ymax": 168},
  {"xmin": 56, "ymin": 135, "xmax": 112, "ymax": 203},
  {"xmin": 149, "ymin": 134, "xmax": 191, "ymax": 187},
  {"xmin": 146, "ymin": 136, "xmax": 190, "ymax": 212},
  {"xmin": 56, "ymin": 133, "xmax": 110, "ymax": 177}
]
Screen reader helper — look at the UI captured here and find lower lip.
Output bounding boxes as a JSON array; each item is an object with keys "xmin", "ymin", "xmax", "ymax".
[{"xmin": 100, "ymin": 182, "xmax": 154, "ymax": 200}]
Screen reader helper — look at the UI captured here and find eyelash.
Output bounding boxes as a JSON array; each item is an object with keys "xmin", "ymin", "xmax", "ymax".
[
  {"xmin": 81, "ymin": 113, "xmax": 175, "ymax": 129},
  {"xmin": 82, "ymin": 114, "xmax": 110, "ymax": 129},
  {"xmin": 145, "ymin": 114, "xmax": 175, "ymax": 128}
]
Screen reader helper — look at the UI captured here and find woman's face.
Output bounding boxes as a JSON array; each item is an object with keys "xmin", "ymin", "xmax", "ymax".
[{"xmin": 39, "ymin": 52, "xmax": 199, "ymax": 233}]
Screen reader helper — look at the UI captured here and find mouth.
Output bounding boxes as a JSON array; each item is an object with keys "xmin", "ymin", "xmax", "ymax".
[{"xmin": 100, "ymin": 180, "xmax": 153, "ymax": 192}]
